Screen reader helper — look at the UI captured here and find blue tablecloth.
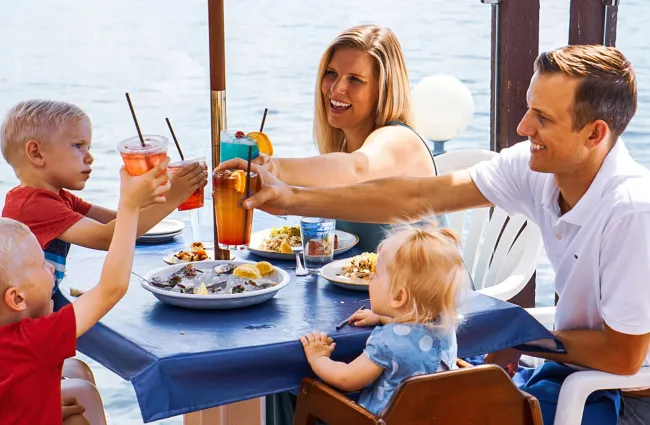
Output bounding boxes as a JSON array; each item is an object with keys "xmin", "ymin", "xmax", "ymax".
[{"xmin": 55, "ymin": 212, "xmax": 561, "ymax": 423}]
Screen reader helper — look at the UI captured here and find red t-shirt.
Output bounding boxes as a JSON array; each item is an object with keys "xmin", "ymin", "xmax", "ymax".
[
  {"xmin": 2, "ymin": 187, "xmax": 93, "ymax": 290},
  {"xmin": 2, "ymin": 187, "xmax": 92, "ymax": 249},
  {"xmin": 0, "ymin": 305, "xmax": 77, "ymax": 425}
]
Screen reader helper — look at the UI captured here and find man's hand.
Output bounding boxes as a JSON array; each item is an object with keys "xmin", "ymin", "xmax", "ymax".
[
  {"xmin": 251, "ymin": 153, "xmax": 280, "ymax": 177},
  {"xmin": 349, "ymin": 309, "xmax": 383, "ymax": 327},
  {"xmin": 215, "ymin": 159, "xmax": 292, "ymax": 215},
  {"xmin": 61, "ymin": 396, "xmax": 85, "ymax": 420},
  {"xmin": 484, "ymin": 348, "xmax": 521, "ymax": 377},
  {"xmin": 300, "ymin": 331, "xmax": 336, "ymax": 363},
  {"xmin": 119, "ymin": 159, "xmax": 171, "ymax": 210},
  {"xmin": 168, "ymin": 162, "xmax": 208, "ymax": 202}
]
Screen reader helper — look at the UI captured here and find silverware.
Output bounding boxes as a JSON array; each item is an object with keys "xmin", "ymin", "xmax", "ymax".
[
  {"xmin": 292, "ymin": 246, "xmax": 308, "ymax": 276},
  {"xmin": 336, "ymin": 305, "xmax": 367, "ymax": 331},
  {"xmin": 131, "ymin": 271, "xmax": 153, "ymax": 284}
]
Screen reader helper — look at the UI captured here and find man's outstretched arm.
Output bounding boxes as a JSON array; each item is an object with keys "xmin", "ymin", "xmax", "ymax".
[{"xmin": 217, "ymin": 159, "xmax": 492, "ymax": 224}]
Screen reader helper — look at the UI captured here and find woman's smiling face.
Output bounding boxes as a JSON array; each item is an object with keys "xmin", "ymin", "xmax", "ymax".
[{"xmin": 321, "ymin": 48, "xmax": 379, "ymax": 132}]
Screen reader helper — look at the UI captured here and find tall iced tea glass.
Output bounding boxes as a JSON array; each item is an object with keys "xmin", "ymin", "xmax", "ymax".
[
  {"xmin": 117, "ymin": 135, "xmax": 169, "ymax": 176},
  {"xmin": 213, "ymin": 170, "xmax": 259, "ymax": 250}
]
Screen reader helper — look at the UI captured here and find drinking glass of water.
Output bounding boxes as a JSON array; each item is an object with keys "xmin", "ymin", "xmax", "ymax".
[{"xmin": 299, "ymin": 217, "xmax": 336, "ymax": 274}]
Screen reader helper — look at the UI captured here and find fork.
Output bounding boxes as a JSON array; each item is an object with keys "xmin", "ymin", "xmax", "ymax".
[{"xmin": 292, "ymin": 246, "xmax": 308, "ymax": 276}]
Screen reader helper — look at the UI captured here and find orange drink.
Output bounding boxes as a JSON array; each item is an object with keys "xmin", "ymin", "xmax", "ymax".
[
  {"xmin": 169, "ymin": 157, "xmax": 208, "ymax": 211},
  {"xmin": 117, "ymin": 135, "xmax": 169, "ymax": 176},
  {"xmin": 213, "ymin": 170, "xmax": 259, "ymax": 249}
]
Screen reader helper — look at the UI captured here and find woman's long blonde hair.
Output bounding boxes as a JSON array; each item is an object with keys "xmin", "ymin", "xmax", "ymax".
[{"xmin": 314, "ymin": 24, "xmax": 414, "ymax": 154}]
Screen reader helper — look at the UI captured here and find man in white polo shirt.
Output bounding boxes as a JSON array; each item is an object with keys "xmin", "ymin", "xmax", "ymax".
[{"xmin": 218, "ymin": 44, "xmax": 650, "ymax": 423}]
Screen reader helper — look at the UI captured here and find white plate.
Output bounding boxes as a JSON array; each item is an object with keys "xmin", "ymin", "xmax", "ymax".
[
  {"xmin": 141, "ymin": 260, "xmax": 290, "ymax": 309},
  {"xmin": 247, "ymin": 229, "xmax": 359, "ymax": 260},
  {"xmin": 144, "ymin": 219, "xmax": 185, "ymax": 236},
  {"xmin": 162, "ymin": 244, "xmax": 237, "ymax": 265},
  {"xmin": 137, "ymin": 229, "xmax": 184, "ymax": 244},
  {"xmin": 320, "ymin": 258, "xmax": 370, "ymax": 292}
]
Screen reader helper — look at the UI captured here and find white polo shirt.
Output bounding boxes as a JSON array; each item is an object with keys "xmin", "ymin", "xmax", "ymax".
[{"xmin": 469, "ymin": 140, "xmax": 650, "ymax": 366}]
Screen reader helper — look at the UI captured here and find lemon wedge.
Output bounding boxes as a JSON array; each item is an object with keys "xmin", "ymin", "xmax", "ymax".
[
  {"xmin": 196, "ymin": 282, "xmax": 209, "ymax": 295},
  {"xmin": 233, "ymin": 264, "xmax": 262, "ymax": 279},
  {"xmin": 280, "ymin": 239, "xmax": 293, "ymax": 254},
  {"xmin": 247, "ymin": 131, "xmax": 274, "ymax": 156},
  {"xmin": 255, "ymin": 261, "xmax": 274, "ymax": 276}
]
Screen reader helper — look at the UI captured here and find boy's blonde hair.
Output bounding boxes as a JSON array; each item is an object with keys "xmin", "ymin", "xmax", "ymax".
[
  {"xmin": 378, "ymin": 218, "xmax": 465, "ymax": 330},
  {"xmin": 1, "ymin": 99, "xmax": 89, "ymax": 167},
  {"xmin": 0, "ymin": 218, "xmax": 33, "ymax": 293},
  {"xmin": 314, "ymin": 24, "xmax": 413, "ymax": 154}
]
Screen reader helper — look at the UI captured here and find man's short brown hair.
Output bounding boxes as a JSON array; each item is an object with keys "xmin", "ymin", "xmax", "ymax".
[{"xmin": 535, "ymin": 45, "xmax": 637, "ymax": 141}]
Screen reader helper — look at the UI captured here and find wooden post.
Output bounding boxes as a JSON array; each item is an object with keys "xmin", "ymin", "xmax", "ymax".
[
  {"xmin": 569, "ymin": 0, "xmax": 619, "ymax": 47},
  {"xmin": 208, "ymin": 0, "xmax": 230, "ymax": 260},
  {"xmin": 485, "ymin": 0, "xmax": 540, "ymax": 308}
]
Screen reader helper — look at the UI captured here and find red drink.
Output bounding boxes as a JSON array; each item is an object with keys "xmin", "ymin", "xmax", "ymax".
[
  {"xmin": 213, "ymin": 170, "xmax": 259, "ymax": 249},
  {"xmin": 169, "ymin": 157, "xmax": 208, "ymax": 211},
  {"xmin": 117, "ymin": 135, "xmax": 169, "ymax": 176}
]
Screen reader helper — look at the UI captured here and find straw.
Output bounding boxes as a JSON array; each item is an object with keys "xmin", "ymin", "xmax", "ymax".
[
  {"xmin": 336, "ymin": 305, "xmax": 367, "ymax": 331},
  {"xmin": 242, "ymin": 145, "xmax": 254, "ymax": 242},
  {"xmin": 125, "ymin": 93, "xmax": 146, "ymax": 147},
  {"xmin": 165, "ymin": 118, "xmax": 185, "ymax": 161},
  {"xmin": 259, "ymin": 108, "xmax": 268, "ymax": 132}
]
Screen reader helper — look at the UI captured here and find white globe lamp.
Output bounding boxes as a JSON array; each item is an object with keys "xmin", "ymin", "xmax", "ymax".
[{"xmin": 411, "ymin": 74, "xmax": 474, "ymax": 154}]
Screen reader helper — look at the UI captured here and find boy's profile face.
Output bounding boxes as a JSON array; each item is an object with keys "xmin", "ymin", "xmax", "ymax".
[
  {"xmin": 4, "ymin": 234, "xmax": 56, "ymax": 318},
  {"xmin": 41, "ymin": 118, "xmax": 93, "ymax": 191}
]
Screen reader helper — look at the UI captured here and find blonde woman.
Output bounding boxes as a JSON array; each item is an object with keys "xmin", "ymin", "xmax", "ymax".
[{"xmin": 237, "ymin": 24, "xmax": 439, "ymax": 251}]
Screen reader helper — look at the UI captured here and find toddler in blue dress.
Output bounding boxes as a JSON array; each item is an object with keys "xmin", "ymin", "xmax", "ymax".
[{"xmin": 300, "ymin": 219, "xmax": 466, "ymax": 415}]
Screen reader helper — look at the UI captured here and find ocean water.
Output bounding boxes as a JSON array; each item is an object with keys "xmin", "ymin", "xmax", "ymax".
[{"xmin": 0, "ymin": 0, "xmax": 648, "ymax": 423}]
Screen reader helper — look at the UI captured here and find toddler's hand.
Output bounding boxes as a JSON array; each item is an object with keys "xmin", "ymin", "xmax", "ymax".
[
  {"xmin": 349, "ymin": 309, "xmax": 382, "ymax": 327},
  {"xmin": 119, "ymin": 158, "xmax": 171, "ymax": 210},
  {"xmin": 300, "ymin": 331, "xmax": 335, "ymax": 362}
]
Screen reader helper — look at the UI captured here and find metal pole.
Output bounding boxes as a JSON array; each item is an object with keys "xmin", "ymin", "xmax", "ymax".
[{"xmin": 208, "ymin": 0, "xmax": 230, "ymax": 260}]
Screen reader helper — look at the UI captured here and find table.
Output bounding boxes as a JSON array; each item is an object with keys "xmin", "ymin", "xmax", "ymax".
[{"xmin": 55, "ymin": 212, "xmax": 560, "ymax": 423}]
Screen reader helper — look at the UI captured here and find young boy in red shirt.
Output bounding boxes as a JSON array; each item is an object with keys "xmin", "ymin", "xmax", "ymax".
[
  {"xmin": 0, "ymin": 99, "xmax": 207, "ymax": 292},
  {"xmin": 0, "ymin": 159, "xmax": 170, "ymax": 425}
]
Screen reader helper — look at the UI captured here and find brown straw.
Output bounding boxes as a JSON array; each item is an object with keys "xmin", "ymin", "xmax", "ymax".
[
  {"xmin": 165, "ymin": 118, "xmax": 185, "ymax": 161},
  {"xmin": 259, "ymin": 108, "xmax": 268, "ymax": 132},
  {"xmin": 125, "ymin": 93, "xmax": 146, "ymax": 147}
]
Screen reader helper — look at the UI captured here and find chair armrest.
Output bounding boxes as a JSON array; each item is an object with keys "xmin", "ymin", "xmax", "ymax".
[
  {"xmin": 294, "ymin": 377, "xmax": 377, "ymax": 425},
  {"xmin": 479, "ymin": 273, "xmax": 531, "ymax": 302},
  {"xmin": 525, "ymin": 306, "xmax": 556, "ymax": 328},
  {"xmin": 554, "ymin": 368, "xmax": 650, "ymax": 425}
]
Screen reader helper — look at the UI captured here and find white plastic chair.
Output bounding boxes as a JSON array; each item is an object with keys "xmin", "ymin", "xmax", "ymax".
[
  {"xmin": 435, "ymin": 149, "xmax": 542, "ymax": 301},
  {"xmin": 526, "ymin": 306, "xmax": 650, "ymax": 425}
]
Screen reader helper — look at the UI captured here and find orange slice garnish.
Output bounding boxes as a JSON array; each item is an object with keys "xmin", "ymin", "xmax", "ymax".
[
  {"xmin": 247, "ymin": 131, "xmax": 274, "ymax": 156},
  {"xmin": 230, "ymin": 170, "xmax": 247, "ymax": 193}
]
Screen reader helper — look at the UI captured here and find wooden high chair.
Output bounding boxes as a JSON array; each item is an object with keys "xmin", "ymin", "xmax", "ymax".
[{"xmin": 293, "ymin": 361, "xmax": 543, "ymax": 425}]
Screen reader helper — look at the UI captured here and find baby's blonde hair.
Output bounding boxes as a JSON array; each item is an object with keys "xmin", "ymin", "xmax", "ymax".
[
  {"xmin": 0, "ymin": 99, "xmax": 89, "ymax": 167},
  {"xmin": 0, "ymin": 218, "xmax": 33, "ymax": 293},
  {"xmin": 378, "ymin": 218, "xmax": 465, "ymax": 330}
]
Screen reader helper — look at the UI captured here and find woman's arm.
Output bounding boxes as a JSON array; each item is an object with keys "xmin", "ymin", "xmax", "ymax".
[{"xmin": 273, "ymin": 125, "xmax": 433, "ymax": 187}]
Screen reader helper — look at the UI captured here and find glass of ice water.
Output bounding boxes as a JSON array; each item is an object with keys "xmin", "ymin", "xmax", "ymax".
[{"xmin": 299, "ymin": 217, "xmax": 336, "ymax": 274}]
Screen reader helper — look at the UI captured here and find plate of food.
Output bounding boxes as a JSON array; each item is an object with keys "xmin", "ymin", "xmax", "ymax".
[
  {"xmin": 141, "ymin": 260, "xmax": 290, "ymax": 309},
  {"xmin": 319, "ymin": 252, "xmax": 377, "ymax": 291},
  {"xmin": 247, "ymin": 225, "xmax": 359, "ymax": 260},
  {"xmin": 162, "ymin": 241, "xmax": 230, "ymax": 265}
]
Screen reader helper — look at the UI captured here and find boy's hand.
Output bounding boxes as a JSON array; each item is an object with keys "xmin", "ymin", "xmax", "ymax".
[
  {"xmin": 119, "ymin": 158, "xmax": 171, "ymax": 210},
  {"xmin": 168, "ymin": 162, "xmax": 208, "ymax": 202},
  {"xmin": 300, "ymin": 331, "xmax": 335, "ymax": 362},
  {"xmin": 61, "ymin": 396, "xmax": 85, "ymax": 420},
  {"xmin": 349, "ymin": 309, "xmax": 382, "ymax": 327}
]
